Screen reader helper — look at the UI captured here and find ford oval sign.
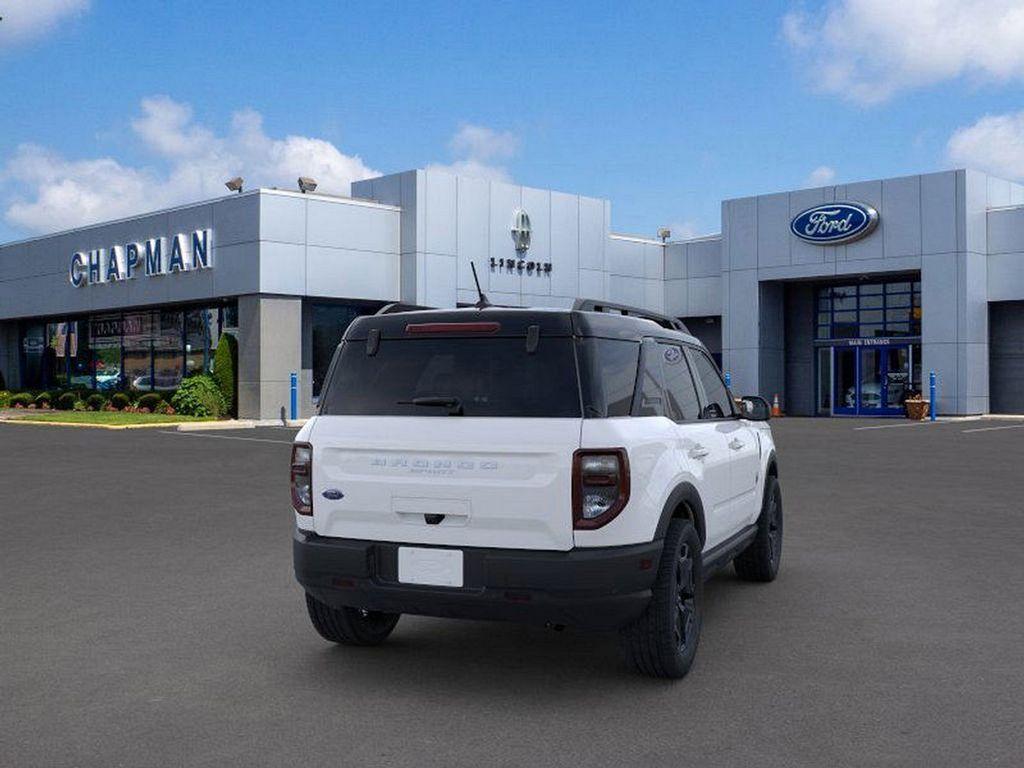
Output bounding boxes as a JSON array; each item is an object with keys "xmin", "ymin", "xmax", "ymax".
[{"xmin": 790, "ymin": 202, "xmax": 878, "ymax": 245}]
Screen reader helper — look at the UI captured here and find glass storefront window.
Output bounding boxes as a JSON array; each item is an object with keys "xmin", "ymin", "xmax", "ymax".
[
  {"xmin": 123, "ymin": 311, "xmax": 154, "ymax": 391},
  {"xmin": 816, "ymin": 277, "xmax": 922, "ymax": 341},
  {"xmin": 46, "ymin": 322, "xmax": 71, "ymax": 389},
  {"xmin": 68, "ymin": 320, "xmax": 92, "ymax": 389},
  {"xmin": 311, "ymin": 303, "xmax": 380, "ymax": 398},
  {"xmin": 18, "ymin": 301, "xmax": 234, "ymax": 393},
  {"xmin": 186, "ymin": 309, "xmax": 218, "ymax": 377},
  {"xmin": 860, "ymin": 310, "xmax": 883, "ymax": 324},
  {"xmin": 153, "ymin": 310, "xmax": 184, "ymax": 390},
  {"xmin": 21, "ymin": 323, "xmax": 45, "ymax": 389},
  {"xmin": 90, "ymin": 314, "xmax": 122, "ymax": 390}
]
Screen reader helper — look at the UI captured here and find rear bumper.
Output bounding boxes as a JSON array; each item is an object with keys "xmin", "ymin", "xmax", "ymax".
[{"xmin": 293, "ymin": 529, "xmax": 662, "ymax": 630}]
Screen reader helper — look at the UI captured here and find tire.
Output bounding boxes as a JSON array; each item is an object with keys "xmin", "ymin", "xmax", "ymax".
[
  {"xmin": 733, "ymin": 475, "xmax": 783, "ymax": 582},
  {"xmin": 304, "ymin": 593, "xmax": 400, "ymax": 646},
  {"xmin": 619, "ymin": 519, "xmax": 703, "ymax": 679}
]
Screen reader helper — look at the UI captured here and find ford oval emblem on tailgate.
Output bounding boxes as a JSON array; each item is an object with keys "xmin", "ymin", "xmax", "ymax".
[{"xmin": 321, "ymin": 488, "xmax": 345, "ymax": 500}]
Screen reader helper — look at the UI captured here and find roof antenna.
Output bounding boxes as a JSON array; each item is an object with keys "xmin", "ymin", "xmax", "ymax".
[{"xmin": 470, "ymin": 261, "xmax": 491, "ymax": 309}]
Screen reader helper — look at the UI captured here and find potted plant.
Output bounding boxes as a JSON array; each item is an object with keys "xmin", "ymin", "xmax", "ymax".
[{"xmin": 904, "ymin": 389, "xmax": 929, "ymax": 420}]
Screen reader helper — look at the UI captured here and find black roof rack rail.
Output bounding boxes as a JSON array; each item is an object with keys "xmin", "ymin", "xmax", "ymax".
[
  {"xmin": 375, "ymin": 302, "xmax": 434, "ymax": 315},
  {"xmin": 572, "ymin": 298, "xmax": 689, "ymax": 333}
]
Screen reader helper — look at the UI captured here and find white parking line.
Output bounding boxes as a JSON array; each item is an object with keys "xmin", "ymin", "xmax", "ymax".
[
  {"xmin": 159, "ymin": 430, "xmax": 293, "ymax": 444},
  {"xmin": 853, "ymin": 422, "xmax": 934, "ymax": 430},
  {"xmin": 961, "ymin": 424, "xmax": 1024, "ymax": 434}
]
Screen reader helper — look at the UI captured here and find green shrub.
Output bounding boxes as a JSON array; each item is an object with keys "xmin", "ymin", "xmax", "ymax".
[
  {"xmin": 35, "ymin": 392, "xmax": 52, "ymax": 408},
  {"xmin": 138, "ymin": 393, "xmax": 163, "ymax": 411},
  {"xmin": 56, "ymin": 392, "xmax": 77, "ymax": 410},
  {"xmin": 110, "ymin": 392, "xmax": 131, "ymax": 410},
  {"xmin": 0, "ymin": 390, "xmax": 9, "ymax": 408},
  {"xmin": 171, "ymin": 374, "xmax": 225, "ymax": 417},
  {"xmin": 86, "ymin": 394, "xmax": 106, "ymax": 411},
  {"xmin": 73, "ymin": 399, "xmax": 88, "ymax": 411},
  {"xmin": 10, "ymin": 392, "xmax": 33, "ymax": 407},
  {"xmin": 212, "ymin": 332, "xmax": 238, "ymax": 416}
]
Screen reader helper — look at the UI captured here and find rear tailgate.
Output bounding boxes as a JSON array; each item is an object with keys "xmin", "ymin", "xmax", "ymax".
[
  {"xmin": 311, "ymin": 315, "xmax": 584, "ymax": 551},
  {"xmin": 311, "ymin": 416, "xmax": 580, "ymax": 550}
]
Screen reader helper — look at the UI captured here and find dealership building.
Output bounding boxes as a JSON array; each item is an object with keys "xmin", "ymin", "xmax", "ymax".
[{"xmin": 2, "ymin": 167, "xmax": 1023, "ymax": 418}]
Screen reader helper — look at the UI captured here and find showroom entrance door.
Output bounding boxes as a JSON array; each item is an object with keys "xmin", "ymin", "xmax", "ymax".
[{"xmin": 831, "ymin": 344, "xmax": 911, "ymax": 416}]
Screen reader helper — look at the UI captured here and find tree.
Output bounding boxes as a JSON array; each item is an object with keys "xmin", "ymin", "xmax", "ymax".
[{"xmin": 212, "ymin": 332, "xmax": 238, "ymax": 417}]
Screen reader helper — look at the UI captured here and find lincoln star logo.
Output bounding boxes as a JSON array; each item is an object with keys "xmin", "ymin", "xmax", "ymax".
[
  {"xmin": 510, "ymin": 208, "xmax": 531, "ymax": 253},
  {"xmin": 790, "ymin": 202, "xmax": 878, "ymax": 245}
]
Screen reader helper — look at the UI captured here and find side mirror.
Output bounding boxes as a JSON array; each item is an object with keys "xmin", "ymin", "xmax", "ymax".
[{"xmin": 739, "ymin": 395, "xmax": 771, "ymax": 421}]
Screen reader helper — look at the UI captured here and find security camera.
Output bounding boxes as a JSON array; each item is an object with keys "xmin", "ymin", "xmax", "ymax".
[
  {"xmin": 298, "ymin": 177, "xmax": 318, "ymax": 194},
  {"xmin": 225, "ymin": 177, "xmax": 244, "ymax": 193}
]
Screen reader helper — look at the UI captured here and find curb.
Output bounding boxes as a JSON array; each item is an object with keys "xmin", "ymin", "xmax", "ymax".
[
  {"xmin": 176, "ymin": 420, "xmax": 256, "ymax": 431},
  {"xmin": 0, "ymin": 418, "xmax": 212, "ymax": 431}
]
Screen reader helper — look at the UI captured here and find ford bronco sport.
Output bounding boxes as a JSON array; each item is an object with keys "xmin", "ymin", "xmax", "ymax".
[{"xmin": 292, "ymin": 300, "xmax": 782, "ymax": 679}]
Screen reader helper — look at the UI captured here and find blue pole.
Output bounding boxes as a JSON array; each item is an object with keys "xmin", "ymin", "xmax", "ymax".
[
  {"xmin": 289, "ymin": 371, "xmax": 298, "ymax": 421},
  {"xmin": 929, "ymin": 370, "xmax": 936, "ymax": 421},
  {"xmin": 724, "ymin": 371, "xmax": 731, "ymax": 389}
]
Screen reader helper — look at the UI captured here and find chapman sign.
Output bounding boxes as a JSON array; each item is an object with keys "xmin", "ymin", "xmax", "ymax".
[
  {"xmin": 790, "ymin": 202, "xmax": 878, "ymax": 245},
  {"xmin": 69, "ymin": 229, "xmax": 212, "ymax": 287}
]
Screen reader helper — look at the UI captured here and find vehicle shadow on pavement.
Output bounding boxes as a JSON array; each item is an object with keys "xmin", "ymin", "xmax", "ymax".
[{"xmin": 280, "ymin": 571, "xmax": 751, "ymax": 691}]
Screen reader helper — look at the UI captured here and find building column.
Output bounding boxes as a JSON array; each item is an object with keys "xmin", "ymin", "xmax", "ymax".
[
  {"xmin": 921, "ymin": 170, "xmax": 989, "ymax": 415},
  {"xmin": 237, "ymin": 295, "xmax": 303, "ymax": 421}
]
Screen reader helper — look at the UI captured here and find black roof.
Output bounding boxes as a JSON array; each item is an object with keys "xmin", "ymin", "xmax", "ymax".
[{"xmin": 343, "ymin": 306, "xmax": 702, "ymax": 346}]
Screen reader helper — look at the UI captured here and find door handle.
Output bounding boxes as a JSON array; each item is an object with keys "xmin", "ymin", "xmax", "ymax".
[
  {"xmin": 729, "ymin": 438, "xmax": 745, "ymax": 450},
  {"xmin": 688, "ymin": 445, "xmax": 710, "ymax": 460}
]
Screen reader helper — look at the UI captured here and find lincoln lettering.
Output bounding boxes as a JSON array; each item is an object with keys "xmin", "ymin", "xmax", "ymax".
[{"xmin": 69, "ymin": 229, "xmax": 212, "ymax": 287}]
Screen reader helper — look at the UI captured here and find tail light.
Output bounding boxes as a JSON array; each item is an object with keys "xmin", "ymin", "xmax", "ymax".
[
  {"xmin": 572, "ymin": 449, "xmax": 630, "ymax": 529},
  {"xmin": 291, "ymin": 442, "xmax": 313, "ymax": 515}
]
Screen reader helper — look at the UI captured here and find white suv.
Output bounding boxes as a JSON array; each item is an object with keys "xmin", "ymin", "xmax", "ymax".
[{"xmin": 291, "ymin": 301, "xmax": 782, "ymax": 678}]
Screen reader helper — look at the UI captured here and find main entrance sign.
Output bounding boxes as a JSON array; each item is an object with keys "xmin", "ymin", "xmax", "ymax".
[
  {"xmin": 790, "ymin": 202, "xmax": 878, "ymax": 245},
  {"xmin": 69, "ymin": 229, "xmax": 212, "ymax": 287}
]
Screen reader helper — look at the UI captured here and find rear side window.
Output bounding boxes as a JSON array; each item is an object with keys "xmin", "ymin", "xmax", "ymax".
[
  {"xmin": 689, "ymin": 348, "xmax": 734, "ymax": 418},
  {"xmin": 577, "ymin": 338, "xmax": 640, "ymax": 418},
  {"xmin": 634, "ymin": 339, "xmax": 667, "ymax": 417},
  {"xmin": 659, "ymin": 343, "xmax": 701, "ymax": 421},
  {"xmin": 319, "ymin": 337, "xmax": 582, "ymax": 417}
]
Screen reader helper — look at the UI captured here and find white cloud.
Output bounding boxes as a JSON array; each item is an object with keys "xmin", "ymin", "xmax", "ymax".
[
  {"xmin": 1, "ymin": 95, "xmax": 379, "ymax": 233},
  {"xmin": 667, "ymin": 221, "xmax": 709, "ymax": 241},
  {"xmin": 427, "ymin": 123, "xmax": 518, "ymax": 181},
  {"xmin": 0, "ymin": 0, "xmax": 88, "ymax": 46},
  {"xmin": 947, "ymin": 110, "xmax": 1024, "ymax": 178},
  {"xmin": 783, "ymin": 0, "xmax": 1024, "ymax": 105},
  {"xmin": 804, "ymin": 165, "xmax": 836, "ymax": 186}
]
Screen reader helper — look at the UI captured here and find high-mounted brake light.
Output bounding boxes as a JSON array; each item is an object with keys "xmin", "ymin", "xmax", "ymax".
[
  {"xmin": 291, "ymin": 442, "xmax": 313, "ymax": 516},
  {"xmin": 572, "ymin": 448, "xmax": 630, "ymax": 529},
  {"xmin": 405, "ymin": 322, "xmax": 501, "ymax": 335}
]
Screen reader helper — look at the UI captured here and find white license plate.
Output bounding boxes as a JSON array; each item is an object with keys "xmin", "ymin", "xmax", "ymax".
[{"xmin": 397, "ymin": 547, "xmax": 464, "ymax": 587}]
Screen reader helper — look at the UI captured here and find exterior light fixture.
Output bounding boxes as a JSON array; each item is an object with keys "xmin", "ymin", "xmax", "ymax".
[
  {"xmin": 298, "ymin": 177, "xmax": 318, "ymax": 194},
  {"xmin": 225, "ymin": 177, "xmax": 244, "ymax": 194},
  {"xmin": 658, "ymin": 227, "xmax": 671, "ymax": 242}
]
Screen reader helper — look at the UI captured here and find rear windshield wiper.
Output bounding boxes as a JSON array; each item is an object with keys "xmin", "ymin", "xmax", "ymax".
[{"xmin": 397, "ymin": 396, "xmax": 464, "ymax": 416}]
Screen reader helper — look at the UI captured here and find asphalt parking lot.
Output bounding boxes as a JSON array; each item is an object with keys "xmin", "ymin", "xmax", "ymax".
[{"xmin": 2, "ymin": 418, "xmax": 1024, "ymax": 767}]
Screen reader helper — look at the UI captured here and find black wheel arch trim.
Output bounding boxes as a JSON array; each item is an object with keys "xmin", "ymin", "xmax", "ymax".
[
  {"xmin": 655, "ymin": 482, "xmax": 707, "ymax": 545},
  {"xmin": 766, "ymin": 449, "xmax": 779, "ymax": 478}
]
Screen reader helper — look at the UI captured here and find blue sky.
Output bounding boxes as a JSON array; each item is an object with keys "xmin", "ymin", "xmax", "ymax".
[{"xmin": 2, "ymin": 0, "xmax": 1024, "ymax": 244}]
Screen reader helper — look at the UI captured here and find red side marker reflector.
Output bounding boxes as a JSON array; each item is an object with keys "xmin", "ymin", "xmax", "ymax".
[
  {"xmin": 406, "ymin": 322, "xmax": 501, "ymax": 334},
  {"xmin": 639, "ymin": 558, "xmax": 653, "ymax": 571}
]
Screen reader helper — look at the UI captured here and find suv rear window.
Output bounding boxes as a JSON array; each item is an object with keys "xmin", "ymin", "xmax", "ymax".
[{"xmin": 319, "ymin": 337, "xmax": 582, "ymax": 417}]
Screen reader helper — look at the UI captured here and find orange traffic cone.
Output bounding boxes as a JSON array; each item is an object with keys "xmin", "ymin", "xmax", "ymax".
[{"xmin": 771, "ymin": 393, "xmax": 782, "ymax": 417}]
